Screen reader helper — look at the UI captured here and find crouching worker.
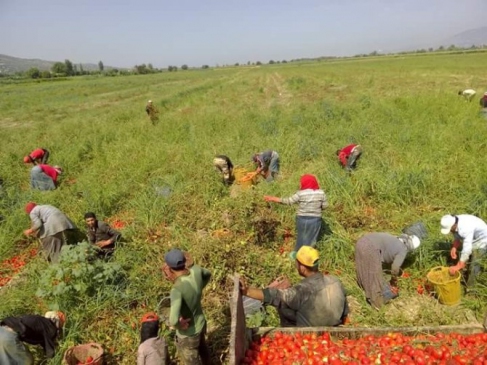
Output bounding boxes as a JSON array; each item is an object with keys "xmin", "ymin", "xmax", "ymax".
[
  {"xmin": 84, "ymin": 212, "xmax": 121, "ymax": 257},
  {"xmin": 0, "ymin": 311, "xmax": 65, "ymax": 364},
  {"xmin": 30, "ymin": 164, "xmax": 62, "ymax": 191},
  {"xmin": 252, "ymin": 150, "xmax": 280, "ymax": 182},
  {"xmin": 240, "ymin": 246, "xmax": 349, "ymax": 327},
  {"xmin": 337, "ymin": 144, "xmax": 362, "ymax": 172},
  {"xmin": 355, "ymin": 231, "xmax": 421, "ymax": 309},
  {"xmin": 213, "ymin": 155, "xmax": 234, "ymax": 185},
  {"xmin": 137, "ymin": 313, "xmax": 169, "ymax": 365}
]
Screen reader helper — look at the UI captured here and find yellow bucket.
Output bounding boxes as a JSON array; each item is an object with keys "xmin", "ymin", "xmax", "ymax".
[
  {"xmin": 426, "ymin": 266, "xmax": 462, "ymax": 306},
  {"xmin": 233, "ymin": 167, "xmax": 248, "ymax": 181},
  {"xmin": 239, "ymin": 172, "xmax": 257, "ymax": 188}
]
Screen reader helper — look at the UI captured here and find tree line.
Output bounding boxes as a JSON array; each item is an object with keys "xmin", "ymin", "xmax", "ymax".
[{"xmin": 5, "ymin": 43, "xmax": 487, "ymax": 80}]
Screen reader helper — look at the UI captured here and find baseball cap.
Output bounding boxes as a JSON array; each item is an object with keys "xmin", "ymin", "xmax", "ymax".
[
  {"xmin": 141, "ymin": 312, "xmax": 159, "ymax": 323},
  {"xmin": 290, "ymin": 246, "xmax": 320, "ymax": 268},
  {"xmin": 411, "ymin": 235, "xmax": 421, "ymax": 249},
  {"xmin": 164, "ymin": 249, "xmax": 186, "ymax": 269},
  {"xmin": 440, "ymin": 215, "xmax": 456, "ymax": 235}
]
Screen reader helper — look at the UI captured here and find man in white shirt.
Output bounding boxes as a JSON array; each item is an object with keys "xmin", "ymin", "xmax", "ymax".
[
  {"xmin": 458, "ymin": 89, "xmax": 476, "ymax": 101},
  {"xmin": 440, "ymin": 214, "xmax": 487, "ymax": 286}
]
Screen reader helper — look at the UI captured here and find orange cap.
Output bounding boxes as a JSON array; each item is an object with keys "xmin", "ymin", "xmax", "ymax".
[
  {"xmin": 141, "ymin": 312, "xmax": 159, "ymax": 323},
  {"xmin": 23, "ymin": 156, "xmax": 31, "ymax": 163}
]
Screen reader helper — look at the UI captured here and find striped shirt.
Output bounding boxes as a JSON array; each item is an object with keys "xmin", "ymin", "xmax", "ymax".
[{"xmin": 281, "ymin": 189, "xmax": 328, "ymax": 217}]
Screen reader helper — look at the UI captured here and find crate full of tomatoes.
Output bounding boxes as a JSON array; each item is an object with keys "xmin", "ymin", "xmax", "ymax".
[{"xmin": 242, "ymin": 330, "xmax": 487, "ymax": 365}]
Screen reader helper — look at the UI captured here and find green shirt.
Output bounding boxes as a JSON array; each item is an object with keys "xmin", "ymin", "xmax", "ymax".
[{"xmin": 169, "ymin": 265, "xmax": 212, "ymax": 337}]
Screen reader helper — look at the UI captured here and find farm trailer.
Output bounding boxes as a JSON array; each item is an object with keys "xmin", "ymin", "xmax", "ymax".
[{"xmin": 228, "ymin": 274, "xmax": 487, "ymax": 365}]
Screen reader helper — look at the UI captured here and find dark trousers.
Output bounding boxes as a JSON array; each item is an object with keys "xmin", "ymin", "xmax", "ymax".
[{"xmin": 41, "ymin": 149, "xmax": 50, "ymax": 164}]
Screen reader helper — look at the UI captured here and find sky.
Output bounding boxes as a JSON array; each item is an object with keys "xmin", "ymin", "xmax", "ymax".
[{"xmin": 1, "ymin": 0, "xmax": 486, "ymax": 69}]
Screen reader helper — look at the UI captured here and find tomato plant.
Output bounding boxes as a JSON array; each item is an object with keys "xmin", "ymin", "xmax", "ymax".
[{"xmin": 242, "ymin": 331, "xmax": 487, "ymax": 364}]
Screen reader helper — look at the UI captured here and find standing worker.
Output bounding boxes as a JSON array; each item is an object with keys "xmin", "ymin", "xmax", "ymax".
[
  {"xmin": 458, "ymin": 89, "xmax": 477, "ymax": 101},
  {"xmin": 30, "ymin": 164, "xmax": 63, "ymax": 191},
  {"xmin": 355, "ymin": 229, "xmax": 423, "ymax": 309},
  {"xmin": 252, "ymin": 150, "xmax": 280, "ymax": 182},
  {"xmin": 240, "ymin": 246, "xmax": 349, "ymax": 327},
  {"xmin": 213, "ymin": 155, "xmax": 234, "ymax": 185},
  {"xmin": 264, "ymin": 174, "xmax": 328, "ymax": 252},
  {"xmin": 146, "ymin": 100, "xmax": 159, "ymax": 125},
  {"xmin": 0, "ymin": 311, "xmax": 65, "ymax": 364},
  {"xmin": 336, "ymin": 144, "xmax": 362, "ymax": 172},
  {"xmin": 440, "ymin": 214, "xmax": 487, "ymax": 287},
  {"xmin": 24, "ymin": 202, "xmax": 77, "ymax": 263},
  {"xmin": 163, "ymin": 249, "xmax": 211, "ymax": 365},
  {"xmin": 23, "ymin": 148, "xmax": 50, "ymax": 165}
]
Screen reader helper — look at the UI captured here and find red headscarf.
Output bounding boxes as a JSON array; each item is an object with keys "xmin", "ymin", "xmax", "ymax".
[
  {"xmin": 25, "ymin": 202, "xmax": 37, "ymax": 214},
  {"xmin": 300, "ymin": 174, "xmax": 320, "ymax": 190}
]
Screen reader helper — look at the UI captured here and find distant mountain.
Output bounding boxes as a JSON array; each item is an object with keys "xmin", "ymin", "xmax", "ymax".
[
  {"xmin": 440, "ymin": 27, "xmax": 487, "ymax": 48},
  {"xmin": 0, "ymin": 54, "xmax": 123, "ymax": 74}
]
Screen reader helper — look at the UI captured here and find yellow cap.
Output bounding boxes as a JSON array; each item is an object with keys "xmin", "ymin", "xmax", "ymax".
[{"xmin": 290, "ymin": 246, "xmax": 320, "ymax": 267}]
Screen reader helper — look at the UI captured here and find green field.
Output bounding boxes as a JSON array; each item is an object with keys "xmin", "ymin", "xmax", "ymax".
[{"xmin": 1, "ymin": 52, "xmax": 487, "ymax": 364}]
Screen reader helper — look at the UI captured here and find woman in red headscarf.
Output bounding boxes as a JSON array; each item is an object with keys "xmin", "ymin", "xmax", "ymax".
[{"xmin": 264, "ymin": 174, "xmax": 328, "ymax": 252}]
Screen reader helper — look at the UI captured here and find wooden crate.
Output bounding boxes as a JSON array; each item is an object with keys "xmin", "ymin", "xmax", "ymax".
[{"xmin": 229, "ymin": 274, "xmax": 486, "ymax": 365}]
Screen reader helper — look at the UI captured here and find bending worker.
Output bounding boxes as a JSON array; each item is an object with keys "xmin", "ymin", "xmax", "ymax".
[
  {"xmin": 355, "ymin": 229, "xmax": 422, "ymax": 309},
  {"xmin": 30, "ymin": 164, "xmax": 63, "ymax": 191},
  {"xmin": 213, "ymin": 155, "xmax": 234, "ymax": 185},
  {"xmin": 440, "ymin": 214, "xmax": 487, "ymax": 286},
  {"xmin": 336, "ymin": 144, "xmax": 362, "ymax": 172},
  {"xmin": 23, "ymin": 148, "xmax": 50, "ymax": 165},
  {"xmin": 0, "ymin": 311, "xmax": 65, "ymax": 364},
  {"xmin": 252, "ymin": 150, "xmax": 280, "ymax": 182},
  {"xmin": 240, "ymin": 246, "xmax": 349, "ymax": 327}
]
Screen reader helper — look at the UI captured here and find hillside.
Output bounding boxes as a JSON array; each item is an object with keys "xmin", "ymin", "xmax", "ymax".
[
  {"xmin": 443, "ymin": 26, "xmax": 487, "ymax": 48},
  {"xmin": 0, "ymin": 54, "xmax": 121, "ymax": 74}
]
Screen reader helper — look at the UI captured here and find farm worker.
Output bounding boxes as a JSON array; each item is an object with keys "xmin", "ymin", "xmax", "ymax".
[
  {"xmin": 355, "ymin": 231, "xmax": 422, "ymax": 309},
  {"xmin": 440, "ymin": 214, "xmax": 487, "ymax": 286},
  {"xmin": 146, "ymin": 100, "xmax": 159, "ymax": 125},
  {"xmin": 30, "ymin": 164, "xmax": 62, "ymax": 191},
  {"xmin": 163, "ymin": 249, "xmax": 212, "ymax": 365},
  {"xmin": 137, "ymin": 313, "xmax": 169, "ymax": 365},
  {"xmin": 0, "ymin": 311, "xmax": 65, "ymax": 364},
  {"xmin": 336, "ymin": 144, "xmax": 363, "ymax": 172},
  {"xmin": 84, "ymin": 212, "xmax": 121, "ymax": 255},
  {"xmin": 239, "ymin": 246, "xmax": 349, "ymax": 327},
  {"xmin": 264, "ymin": 174, "xmax": 328, "ymax": 252},
  {"xmin": 213, "ymin": 155, "xmax": 234, "ymax": 185},
  {"xmin": 480, "ymin": 92, "xmax": 487, "ymax": 108},
  {"xmin": 23, "ymin": 148, "xmax": 50, "ymax": 165},
  {"xmin": 24, "ymin": 202, "xmax": 77, "ymax": 263},
  {"xmin": 252, "ymin": 150, "xmax": 280, "ymax": 182},
  {"xmin": 458, "ymin": 89, "xmax": 476, "ymax": 101}
]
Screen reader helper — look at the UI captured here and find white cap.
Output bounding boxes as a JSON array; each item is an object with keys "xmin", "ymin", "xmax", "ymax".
[
  {"xmin": 411, "ymin": 235, "xmax": 421, "ymax": 249},
  {"xmin": 148, "ymin": 100, "xmax": 152, "ymax": 103},
  {"xmin": 440, "ymin": 215, "xmax": 455, "ymax": 235}
]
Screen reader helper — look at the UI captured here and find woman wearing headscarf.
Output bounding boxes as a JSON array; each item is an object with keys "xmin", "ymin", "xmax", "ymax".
[
  {"xmin": 355, "ymin": 232, "xmax": 422, "ymax": 309},
  {"xmin": 30, "ymin": 164, "xmax": 63, "ymax": 191},
  {"xmin": 137, "ymin": 313, "xmax": 168, "ymax": 365},
  {"xmin": 264, "ymin": 174, "xmax": 328, "ymax": 252},
  {"xmin": 0, "ymin": 311, "xmax": 65, "ymax": 364}
]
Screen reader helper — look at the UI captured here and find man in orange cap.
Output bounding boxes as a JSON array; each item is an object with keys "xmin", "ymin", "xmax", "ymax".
[
  {"xmin": 240, "ymin": 246, "xmax": 349, "ymax": 327},
  {"xmin": 23, "ymin": 148, "xmax": 50, "ymax": 165},
  {"xmin": 137, "ymin": 312, "xmax": 169, "ymax": 365}
]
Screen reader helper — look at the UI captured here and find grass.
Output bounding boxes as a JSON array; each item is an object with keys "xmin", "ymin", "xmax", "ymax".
[{"xmin": 1, "ymin": 52, "xmax": 487, "ymax": 364}]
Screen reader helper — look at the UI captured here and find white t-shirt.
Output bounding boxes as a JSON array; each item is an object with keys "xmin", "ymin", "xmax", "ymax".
[{"xmin": 454, "ymin": 214, "xmax": 487, "ymax": 262}]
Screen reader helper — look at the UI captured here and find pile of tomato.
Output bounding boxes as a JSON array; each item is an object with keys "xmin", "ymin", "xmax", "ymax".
[
  {"xmin": 0, "ymin": 248, "xmax": 37, "ymax": 287},
  {"xmin": 242, "ymin": 331, "xmax": 487, "ymax": 365}
]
